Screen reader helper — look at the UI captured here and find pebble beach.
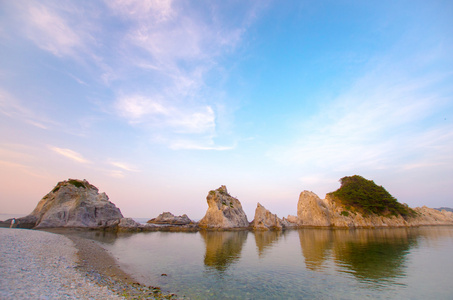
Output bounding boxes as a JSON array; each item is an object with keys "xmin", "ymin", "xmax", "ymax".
[{"xmin": 0, "ymin": 228, "xmax": 174, "ymax": 299}]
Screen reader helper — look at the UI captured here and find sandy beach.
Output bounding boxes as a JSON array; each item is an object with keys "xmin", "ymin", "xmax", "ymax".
[{"xmin": 0, "ymin": 228, "xmax": 175, "ymax": 299}]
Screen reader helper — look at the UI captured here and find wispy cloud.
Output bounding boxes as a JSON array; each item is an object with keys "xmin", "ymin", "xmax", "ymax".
[
  {"xmin": 0, "ymin": 88, "xmax": 53, "ymax": 130},
  {"xmin": 22, "ymin": 2, "xmax": 86, "ymax": 58},
  {"xmin": 49, "ymin": 146, "xmax": 91, "ymax": 164},
  {"xmin": 269, "ymin": 55, "xmax": 453, "ymax": 175},
  {"xmin": 115, "ymin": 95, "xmax": 169, "ymax": 121},
  {"xmin": 114, "ymin": 94, "xmax": 218, "ymax": 146},
  {"xmin": 109, "ymin": 161, "xmax": 139, "ymax": 172},
  {"xmin": 103, "ymin": 1, "xmax": 262, "ymax": 149},
  {"xmin": 108, "ymin": 170, "xmax": 126, "ymax": 179},
  {"xmin": 169, "ymin": 139, "xmax": 235, "ymax": 151},
  {"xmin": 4, "ymin": 1, "xmax": 264, "ymax": 151}
]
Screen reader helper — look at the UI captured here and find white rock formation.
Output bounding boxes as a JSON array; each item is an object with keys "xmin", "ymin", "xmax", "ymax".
[
  {"xmin": 25, "ymin": 179, "xmax": 123, "ymax": 229},
  {"xmin": 297, "ymin": 191, "xmax": 331, "ymax": 226},
  {"xmin": 147, "ymin": 212, "xmax": 192, "ymax": 225},
  {"xmin": 252, "ymin": 203, "xmax": 283, "ymax": 230},
  {"xmin": 199, "ymin": 186, "xmax": 249, "ymax": 229}
]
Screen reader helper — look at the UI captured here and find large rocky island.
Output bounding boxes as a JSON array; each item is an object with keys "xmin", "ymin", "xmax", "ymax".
[
  {"xmin": 3, "ymin": 179, "xmax": 124, "ymax": 229},
  {"xmin": 297, "ymin": 175, "xmax": 453, "ymax": 227},
  {"xmin": 2, "ymin": 176, "xmax": 453, "ymax": 231}
]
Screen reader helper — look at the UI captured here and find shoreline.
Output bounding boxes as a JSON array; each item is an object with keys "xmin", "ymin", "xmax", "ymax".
[
  {"xmin": 0, "ymin": 228, "xmax": 176, "ymax": 300},
  {"xmin": 42, "ymin": 228, "xmax": 178, "ymax": 299},
  {"xmin": 0, "ymin": 228, "xmax": 122, "ymax": 299}
]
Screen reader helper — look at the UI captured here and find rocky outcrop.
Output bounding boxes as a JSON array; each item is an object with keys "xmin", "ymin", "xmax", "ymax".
[
  {"xmin": 117, "ymin": 218, "xmax": 142, "ymax": 232},
  {"xmin": 410, "ymin": 206, "xmax": 453, "ymax": 225},
  {"xmin": 19, "ymin": 179, "xmax": 123, "ymax": 229},
  {"xmin": 281, "ymin": 216, "xmax": 298, "ymax": 228},
  {"xmin": 199, "ymin": 186, "xmax": 249, "ymax": 229},
  {"xmin": 296, "ymin": 190, "xmax": 453, "ymax": 227},
  {"xmin": 297, "ymin": 191, "xmax": 331, "ymax": 226},
  {"xmin": 147, "ymin": 212, "xmax": 193, "ymax": 225},
  {"xmin": 252, "ymin": 203, "xmax": 283, "ymax": 230},
  {"xmin": 0, "ymin": 215, "xmax": 39, "ymax": 229}
]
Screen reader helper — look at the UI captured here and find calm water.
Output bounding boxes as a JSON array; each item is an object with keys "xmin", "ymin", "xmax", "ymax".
[{"xmin": 76, "ymin": 227, "xmax": 453, "ymax": 299}]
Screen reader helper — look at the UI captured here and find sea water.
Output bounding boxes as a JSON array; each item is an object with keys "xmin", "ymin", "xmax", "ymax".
[{"xmin": 77, "ymin": 227, "xmax": 453, "ymax": 299}]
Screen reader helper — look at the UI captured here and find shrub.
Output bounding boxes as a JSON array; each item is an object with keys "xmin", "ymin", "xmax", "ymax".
[
  {"xmin": 340, "ymin": 211, "xmax": 349, "ymax": 217},
  {"xmin": 68, "ymin": 180, "xmax": 86, "ymax": 189},
  {"xmin": 328, "ymin": 175, "xmax": 416, "ymax": 217}
]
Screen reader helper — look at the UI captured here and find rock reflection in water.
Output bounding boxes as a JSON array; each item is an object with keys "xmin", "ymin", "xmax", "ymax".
[
  {"xmin": 254, "ymin": 230, "xmax": 283, "ymax": 258},
  {"xmin": 200, "ymin": 231, "xmax": 248, "ymax": 272},
  {"xmin": 298, "ymin": 229, "xmax": 333, "ymax": 271},
  {"xmin": 299, "ymin": 228, "xmax": 418, "ymax": 286}
]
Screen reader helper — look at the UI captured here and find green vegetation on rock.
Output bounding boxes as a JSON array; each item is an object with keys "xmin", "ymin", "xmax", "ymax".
[
  {"xmin": 329, "ymin": 175, "xmax": 416, "ymax": 217},
  {"xmin": 340, "ymin": 211, "xmax": 350, "ymax": 217},
  {"xmin": 68, "ymin": 180, "xmax": 86, "ymax": 189}
]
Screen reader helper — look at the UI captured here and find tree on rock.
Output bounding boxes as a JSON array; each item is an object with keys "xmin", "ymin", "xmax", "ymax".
[{"xmin": 328, "ymin": 175, "xmax": 415, "ymax": 217}]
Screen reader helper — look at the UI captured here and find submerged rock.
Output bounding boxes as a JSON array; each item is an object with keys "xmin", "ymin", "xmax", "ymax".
[
  {"xmin": 199, "ymin": 186, "xmax": 249, "ymax": 229},
  {"xmin": 252, "ymin": 203, "xmax": 283, "ymax": 230},
  {"xmin": 147, "ymin": 212, "xmax": 193, "ymax": 225},
  {"xmin": 19, "ymin": 179, "xmax": 123, "ymax": 229}
]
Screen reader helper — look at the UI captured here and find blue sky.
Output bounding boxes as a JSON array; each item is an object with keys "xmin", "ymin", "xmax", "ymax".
[{"xmin": 1, "ymin": 0, "xmax": 452, "ymax": 219}]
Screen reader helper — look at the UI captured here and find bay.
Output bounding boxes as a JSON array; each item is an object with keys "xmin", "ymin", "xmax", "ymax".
[{"xmin": 78, "ymin": 227, "xmax": 453, "ymax": 299}]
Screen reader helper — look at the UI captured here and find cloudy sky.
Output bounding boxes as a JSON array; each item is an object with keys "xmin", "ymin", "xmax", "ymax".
[{"xmin": 1, "ymin": 0, "xmax": 452, "ymax": 219}]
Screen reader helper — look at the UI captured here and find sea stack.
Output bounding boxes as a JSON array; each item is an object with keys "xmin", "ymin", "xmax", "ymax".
[
  {"xmin": 297, "ymin": 190, "xmax": 332, "ymax": 226},
  {"xmin": 19, "ymin": 179, "xmax": 123, "ymax": 229},
  {"xmin": 296, "ymin": 175, "xmax": 453, "ymax": 227},
  {"xmin": 252, "ymin": 203, "xmax": 283, "ymax": 230},
  {"xmin": 199, "ymin": 185, "xmax": 249, "ymax": 229},
  {"xmin": 147, "ymin": 212, "xmax": 193, "ymax": 225}
]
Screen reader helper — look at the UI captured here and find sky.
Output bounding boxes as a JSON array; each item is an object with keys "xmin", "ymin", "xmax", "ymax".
[{"xmin": 1, "ymin": 0, "xmax": 452, "ymax": 220}]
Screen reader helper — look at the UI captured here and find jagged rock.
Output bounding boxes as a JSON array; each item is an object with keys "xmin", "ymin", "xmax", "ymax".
[
  {"xmin": 281, "ymin": 217, "xmax": 298, "ymax": 228},
  {"xmin": 252, "ymin": 203, "xmax": 283, "ymax": 230},
  {"xmin": 199, "ymin": 186, "xmax": 249, "ymax": 229},
  {"xmin": 21, "ymin": 179, "xmax": 123, "ymax": 229},
  {"xmin": 147, "ymin": 212, "xmax": 192, "ymax": 225},
  {"xmin": 297, "ymin": 191, "xmax": 331, "ymax": 226}
]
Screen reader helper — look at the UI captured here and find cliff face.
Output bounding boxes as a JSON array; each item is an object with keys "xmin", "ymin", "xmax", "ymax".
[
  {"xmin": 297, "ymin": 191, "xmax": 453, "ymax": 227},
  {"xmin": 26, "ymin": 179, "xmax": 123, "ymax": 228},
  {"xmin": 297, "ymin": 191, "xmax": 331, "ymax": 226},
  {"xmin": 199, "ymin": 186, "xmax": 249, "ymax": 229}
]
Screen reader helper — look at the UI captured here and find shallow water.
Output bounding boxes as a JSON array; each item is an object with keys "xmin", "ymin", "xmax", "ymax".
[{"xmin": 78, "ymin": 227, "xmax": 453, "ymax": 299}]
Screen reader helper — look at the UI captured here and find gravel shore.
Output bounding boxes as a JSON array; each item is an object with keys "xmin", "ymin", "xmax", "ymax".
[
  {"xmin": 0, "ymin": 228, "xmax": 176, "ymax": 299},
  {"xmin": 0, "ymin": 228, "xmax": 122, "ymax": 299}
]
